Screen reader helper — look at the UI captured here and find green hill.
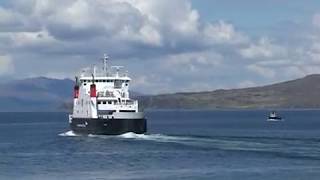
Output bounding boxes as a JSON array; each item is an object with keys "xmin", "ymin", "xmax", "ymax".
[{"xmin": 140, "ymin": 74, "xmax": 320, "ymax": 109}]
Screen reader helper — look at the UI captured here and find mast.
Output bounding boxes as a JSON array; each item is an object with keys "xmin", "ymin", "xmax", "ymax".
[
  {"xmin": 103, "ymin": 54, "xmax": 109, "ymax": 75},
  {"xmin": 93, "ymin": 65, "xmax": 96, "ymax": 77}
]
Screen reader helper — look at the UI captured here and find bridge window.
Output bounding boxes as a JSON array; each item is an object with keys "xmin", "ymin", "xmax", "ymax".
[{"xmin": 114, "ymin": 80, "xmax": 123, "ymax": 89}]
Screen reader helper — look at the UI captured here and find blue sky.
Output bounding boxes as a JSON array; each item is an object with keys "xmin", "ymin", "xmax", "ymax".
[
  {"xmin": 192, "ymin": 0, "xmax": 320, "ymax": 26},
  {"xmin": 1, "ymin": 0, "xmax": 320, "ymax": 94}
]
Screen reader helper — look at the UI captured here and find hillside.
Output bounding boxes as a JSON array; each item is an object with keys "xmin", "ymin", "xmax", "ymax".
[
  {"xmin": 140, "ymin": 74, "xmax": 320, "ymax": 109},
  {"xmin": 0, "ymin": 77, "xmax": 74, "ymax": 111},
  {"xmin": 1, "ymin": 75, "xmax": 320, "ymax": 111}
]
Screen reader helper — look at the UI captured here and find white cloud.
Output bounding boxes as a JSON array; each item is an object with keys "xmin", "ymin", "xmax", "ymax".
[
  {"xmin": 247, "ymin": 64, "xmax": 275, "ymax": 79},
  {"xmin": 119, "ymin": 24, "xmax": 162, "ymax": 46},
  {"xmin": 1, "ymin": 1, "xmax": 320, "ymax": 93},
  {"xmin": 203, "ymin": 21, "xmax": 248, "ymax": 44},
  {"xmin": 0, "ymin": 55, "xmax": 14, "ymax": 75},
  {"xmin": 126, "ymin": 0, "xmax": 200, "ymax": 35},
  {"xmin": 162, "ymin": 51, "xmax": 223, "ymax": 75},
  {"xmin": 306, "ymin": 42, "xmax": 320, "ymax": 63},
  {"xmin": 1, "ymin": 0, "xmax": 252, "ymax": 55},
  {"xmin": 10, "ymin": 30, "xmax": 57, "ymax": 48},
  {"xmin": 237, "ymin": 80, "xmax": 256, "ymax": 88},
  {"xmin": 239, "ymin": 37, "xmax": 287, "ymax": 60},
  {"xmin": 166, "ymin": 51, "xmax": 222, "ymax": 67}
]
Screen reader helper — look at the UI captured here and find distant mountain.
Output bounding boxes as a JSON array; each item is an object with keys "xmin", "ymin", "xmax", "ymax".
[
  {"xmin": 1, "ymin": 75, "xmax": 320, "ymax": 111},
  {"xmin": 0, "ymin": 77, "xmax": 145, "ymax": 112},
  {"xmin": 140, "ymin": 74, "xmax": 320, "ymax": 109},
  {"xmin": 0, "ymin": 77, "xmax": 74, "ymax": 111}
]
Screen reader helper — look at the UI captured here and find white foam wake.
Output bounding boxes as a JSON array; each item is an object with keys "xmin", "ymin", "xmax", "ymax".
[
  {"xmin": 117, "ymin": 132, "xmax": 190, "ymax": 142},
  {"xmin": 58, "ymin": 131, "xmax": 194, "ymax": 143},
  {"xmin": 58, "ymin": 131, "xmax": 309, "ymax": 156},
  {"xmin": 118, "ymin": 132, "xmax": 148, "ymax": 139},
  {"xmin": 58, "ymin": 130, "xmax": 79, "ymax": 137}
]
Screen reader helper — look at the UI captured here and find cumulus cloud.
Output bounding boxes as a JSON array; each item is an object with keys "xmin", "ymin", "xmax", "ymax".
[
  {"xmin": 247, "ymin": 64, "xmax": 275, "ymax": 79},
  {"xmin": 1, "ymin": 0, "xmax": 249, "ymax": 55},
  {"xmin": 1, "ymin": 0, "xmax": 320, "ymax": 93},
  {"xmin": 239, "ymin": 37, "xmax": 287, "ymax": 59},
  {"xmin": 164, "ymin": 51, "xmax": 222, "ymax": 73},
  {"xmin": 0, "ymin": 55, "xmax": 14, "ymax": 75},
  {"xmin": 203, "ymin": 21, "xmax": 248, "ymax": 45}
]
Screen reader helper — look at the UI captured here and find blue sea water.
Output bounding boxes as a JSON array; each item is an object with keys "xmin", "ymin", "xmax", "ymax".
[{"xmin": 1, "ymin": 110, "xmax": 320, "ymax": 180}]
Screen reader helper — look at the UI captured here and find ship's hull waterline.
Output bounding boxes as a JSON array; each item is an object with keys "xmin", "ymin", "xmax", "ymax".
[{"xmin": 70, "ymin": 118, "xmax": 147, "ymax": 135}]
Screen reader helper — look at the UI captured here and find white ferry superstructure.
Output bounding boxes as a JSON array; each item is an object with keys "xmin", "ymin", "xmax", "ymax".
[{"xmin": 69, "ymin": 54, "xmax": 147, "ymax": 135}]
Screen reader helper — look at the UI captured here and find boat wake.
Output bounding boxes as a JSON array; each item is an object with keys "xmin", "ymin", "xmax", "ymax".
[
  {"xmin": 117, "ymin": 133, "xmax": 320, "ymax": 160},
  {"xmin": 118, "ymin": 132, "xmax": 194, "ymax": 142},
  {"xmin": 58, "ymin": 131, "xmax": 193, "ymax": 142},
  {"xmin": 58, "ymin": 130, "xmax": 79, "ymax": 137},
  {"xmin": 58, "ymin": 131, "xmax": 320, "ymax": 160}
]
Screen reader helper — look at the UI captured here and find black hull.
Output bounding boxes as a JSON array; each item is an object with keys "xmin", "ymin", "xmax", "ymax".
[
  {"xmin": 268, "ymin": 117, "xmax": 282, "ymax": 120},
  {"xmin": 267, "ymin": 117, "xmax": 283, "ymax": 121},
  {"xmin": 70, "ymin": 118, "xmax": 147, "ymax": 135}
]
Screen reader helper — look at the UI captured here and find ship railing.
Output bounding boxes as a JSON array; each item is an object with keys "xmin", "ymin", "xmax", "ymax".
[
  {"xmin": 114, "ymin": 100, "xmax": 137, "ymax": 105},
  {"xmin": 114, "ymin": 102, "xmax": 136, "ymax": 106},
  {"xmin": 80, "ymin": 69, "xmax": 128, "ymax": 78}
]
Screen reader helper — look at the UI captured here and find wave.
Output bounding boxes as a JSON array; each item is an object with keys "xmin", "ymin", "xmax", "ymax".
[
  {"xmin": 58, "ymin": 131, "xmax": 320, "ymax": 160},
  {"xmin": 116, "ymin": 133, "xmax": 320, "ymax": 160}
]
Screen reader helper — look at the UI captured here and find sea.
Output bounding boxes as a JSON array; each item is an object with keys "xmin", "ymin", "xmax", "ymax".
[{"xmin": 1, "ymin": 110, "xmax": 320, "ymax": 180}]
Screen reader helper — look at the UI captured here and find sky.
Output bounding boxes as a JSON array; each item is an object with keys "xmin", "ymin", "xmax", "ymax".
[{"xmin": 1, "ymin": 0, "xmax": 320, "ymax": 94}]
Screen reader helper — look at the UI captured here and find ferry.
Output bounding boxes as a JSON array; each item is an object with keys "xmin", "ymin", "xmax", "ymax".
[{"xmin": 69, "ymin": 54, "xmax": 147, "ymax": 135}]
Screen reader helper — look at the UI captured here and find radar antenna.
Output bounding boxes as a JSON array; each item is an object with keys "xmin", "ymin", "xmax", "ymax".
[{"xmin": 111, "ymin": 66, "xmax": 124, "ymax": 77}]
